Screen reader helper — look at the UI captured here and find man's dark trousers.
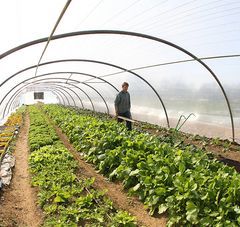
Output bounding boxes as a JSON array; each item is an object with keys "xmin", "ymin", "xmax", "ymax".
[{"xmin": 118, "ymin": 111, "xmax": 132, "ymax": 130}]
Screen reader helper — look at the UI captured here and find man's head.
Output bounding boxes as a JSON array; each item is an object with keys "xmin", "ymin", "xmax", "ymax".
[{"xmin": 122, "ymin": 82, "xmax": 129, "ymax": 92}]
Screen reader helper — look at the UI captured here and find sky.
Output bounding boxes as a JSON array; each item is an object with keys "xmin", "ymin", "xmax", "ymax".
[{"xmin": 0, "ymin": 0, "xmax": 240, "ymax": 137}]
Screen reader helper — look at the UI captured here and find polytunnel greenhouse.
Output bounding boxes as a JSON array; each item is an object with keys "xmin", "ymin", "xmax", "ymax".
[{"xmin": 0, "ymin": 0, "xmax": 240, "ymax": 226}]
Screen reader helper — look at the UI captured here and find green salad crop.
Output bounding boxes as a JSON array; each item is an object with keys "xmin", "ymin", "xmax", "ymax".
[
  {"xmin": 43, "ymin": 104, "xmax": 240, "ymax": 227},
  {"xmin": 28, "ymin": 105, "xmax": 137, "ymax": 227}
]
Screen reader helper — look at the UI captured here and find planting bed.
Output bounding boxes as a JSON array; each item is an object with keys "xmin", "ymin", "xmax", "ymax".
[
  {"xmin": 28, "ymin": 105, "xmax": 137, "ymax": 226},
  {"xmin": 0, "ymin": 107, "xmax": 43, "ymax": 227},
  {"xmin": 1, "ymin": 103, "xmax": 240, "ymax": 227},
  {"xmin": 43, "ymin": 104, "xmax": 240, "ymax": 227},
  {"xmin": 0, "ymin": 108, "xmax": 24, "ymax": 161}
]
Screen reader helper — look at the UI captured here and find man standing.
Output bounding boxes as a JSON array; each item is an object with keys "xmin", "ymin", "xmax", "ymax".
[{"xmin": 114, "ymin": 82, "xmax": 132, "ymax": 130}]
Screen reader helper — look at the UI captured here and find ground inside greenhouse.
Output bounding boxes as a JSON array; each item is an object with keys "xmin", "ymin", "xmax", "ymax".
[
  {"xmin": 1, "ymin": 110, "xmax": 240, "ymax": 227},
  {"xmin": 0, "ymin": 111, "xmax": 167, "ymax": 227},
  {"xmin": 0, "ymin": 113, "xmax": 43, "ymax": 227},
  {"xmin": 51, "ymin": 117, "xmax": 167, "ymax": 227}
]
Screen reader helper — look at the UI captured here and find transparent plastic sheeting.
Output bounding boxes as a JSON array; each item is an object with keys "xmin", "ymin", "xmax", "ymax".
[{"xmin": 0, "ymin": 0, "xmax": 240, "ymax": 141}]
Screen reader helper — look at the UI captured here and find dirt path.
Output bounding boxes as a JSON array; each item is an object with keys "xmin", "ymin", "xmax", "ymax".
[
  {"xmin": 52, "ymin": 123, "xmax": 167, "ymax": 227},
  {"xmin": 0, "ymin": 113, "xmax": 43, "ymax": 227}
]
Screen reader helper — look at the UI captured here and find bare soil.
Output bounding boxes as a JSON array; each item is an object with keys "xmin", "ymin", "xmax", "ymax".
[
  {"xmin": 0, "ymin": 113, "xmax": 43, "ymax": 227},
  {"xmin": 53, "ymin": 123, "xmax": 167, "ymax": 227}
]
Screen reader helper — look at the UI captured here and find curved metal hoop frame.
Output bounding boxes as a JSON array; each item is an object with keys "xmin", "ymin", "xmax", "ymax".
[
  {"xmin": 7, "ymin": 83, "xmax": 78, "ymax": 116},
  {"xmin": 5, "ymin": 82, "xmax": 82, "ymax": 118},
  {"xmin": 7, "ymin": 85, "xmax": 78, "ymax": 116},
  {"xmin": 0, "ymin": 70, "xmax": 120, "ymax": 116},
  {"xmin": 0, "ymin": 59, "xmax": 169, "ymax": 127},
  {"xmin": 0, "ymin": 30, "xmax": 234, "ymax": 140},
  {"xmin": 2, "ymin": 76, "xmax": 111, "ymax": 118},
  {"xmin": 5, "ymin": 85, "xmax": 70, "ymax": 117}
]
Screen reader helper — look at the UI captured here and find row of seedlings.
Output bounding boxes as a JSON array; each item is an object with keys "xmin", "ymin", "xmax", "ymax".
[
  {"xmin": 0, "ymin": 108, "xmax": 24, "ymax": 159},
  {"xmin": 0, "ymin": 107, "xmax": 25, "ymax": 188},
  {"xmin": 28, "ymin": 105, "xmax": 137, "ymax": 226},
  {"xmin": 43, "ymin": 104, "xmax": 240, "ymax": 227}
]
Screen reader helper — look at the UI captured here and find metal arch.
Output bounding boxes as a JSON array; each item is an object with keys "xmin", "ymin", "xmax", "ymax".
[
  {"xmin": 35, "ymin": 80, "xmax": 93, "ymax": 110},
  {"xmin": 53, "ymin": 84, "xmax": 84, "ymax": 108},
  {"xmin": 0, "ymin": 66, "xmax": 119, "ymax": 93},
  {"xmin": 31, "ymin": 71, "xmax": 119, "ymax": 94},
  {"xmin": 0, "ymin": 71, "xmax": 112, "ymax": 114},
  {"xmin": 46, "ymin": 87, "xmax": 70, "ymax": 105},
  {"xmin": 26, "ymin": 81, "xmax": 85, "ymax": 109},
  {"xmin": 42, "ymin": 89, "xmax": 62, "ymax": 105},
  {"xmin": 10, "ymin": 100, "xmax": 15, "ymax": 111},
  {"xmin": 51, "ymin": 89, "xmax": 66, "ymax": 105},
  {"xmin": 51, "ymin": 90, "xmax": 62, "ymax": 105},
  {"xmin": 3, "ymin": 85, "xmax": 71, "ymax": 118},
  {"xmin": 51, "ymin": 84, "xmax": 76, "ymax": 107},
  {"xmin": 46, "ymin": 75, "xmax": 111, "ymax": 113},
  {"xmin": 0, "ymin": 77, "xmax": 95, "ymax": 118},
  {"xmin": 17, "ymin": 88, "xmax": 62, "ymax": 106},
  {"xmin": 47, "ymin": 82, "xmax": 85, "ymax": 109},
  {"xmin": 41, "ymin": 84, "xmax": 74, "ymax": 107},
  {"xmin": 44, "ymin": 90, "xmax": 62, "ymax": 105},
  {"xmin": 48, "ymin": 89, "xmax": 64, "ymax": 105},
  {"xmin": 0, "ymin": 59, "xmax": 167, "ymax": 127},
  {"xmin": 0, "ymin": 65, "xmax": 117, "ymax": 116},
  {"xmin": 6, "ymin": 85, "xmax": 71, "ymax": 116},
  {"xmin": 25, "ymin": 83, "xmax": 82, "ymax": 108},
  {"xmin": 4, "ymin": 83, "xmax": 74, "ymax": 118},
  {"xmin": 0, "ymin": 70, "xmax": 118, "ymax": 113},
  {"xmin": 34, "ymin": 89, "xmax": 62, "ymax": 105},
  {"xmin": 4, "ymin": 85, "xmax": 70, "ymax": 118},
  {"xmin": 1, "ymin": 77, "xmax": 98, "ymax": 119},
  {"xmin": 19, "ymin": 80, "xmax": 94, "ymax": 111},
  {"xmin": 10, "ymin": 100, "xmax": 15, "ymax": 112},
  {"xmin": 0, "ymin": 69, "xmax": 118, "ymax": 116},
  {"xmin": 0, "ymin": 30, "xmax": 234, "ymax": 140},
  {"xmin": 0, "ymin": 74, "xmax": 109, "ymax": 115},
  {"xmin": 11, "ymin": 99, "xmax": 19, "ymax": 112},
  {"xmin": 13, "ymin": 101, "xmax": 19, "ymax": 111},
  {"xmin": 8, "ymin": 88, "xmax": 62, "ymax": 115},
  {"xmin": 44, "ymin": 89, "xmax": 62, "ymax": 105},
  {"xmin": 34, "ymin": 79, "xmax": 95, "ymax": 109},
  {"xmin": 79, "ymin": 81, "xmax": 109, "ymax": 114},
  {"xmin": 9, "ymin": 88, "xmax": 62, "ymax": 114}
]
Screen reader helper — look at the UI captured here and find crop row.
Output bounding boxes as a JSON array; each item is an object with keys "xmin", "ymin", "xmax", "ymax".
[
  {"xmin": 28, "ymin": 105, "xmax": 136, "ymax": 226},
  {"xmin": 4, "ymin": 108, "xmax": 24, "ymax": 127},
  {"xmin": 0, "ymin": 106, "xmax": 25, "ymax": 159},
  {"xmin": 43, "ymin": 104, "xmax": 240, "ymax": 227}
]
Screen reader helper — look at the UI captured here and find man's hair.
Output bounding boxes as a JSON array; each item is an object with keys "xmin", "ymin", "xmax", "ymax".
[{"xmin": 122, "ymin": 82, "xmax": 129, "ymax": 87}]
